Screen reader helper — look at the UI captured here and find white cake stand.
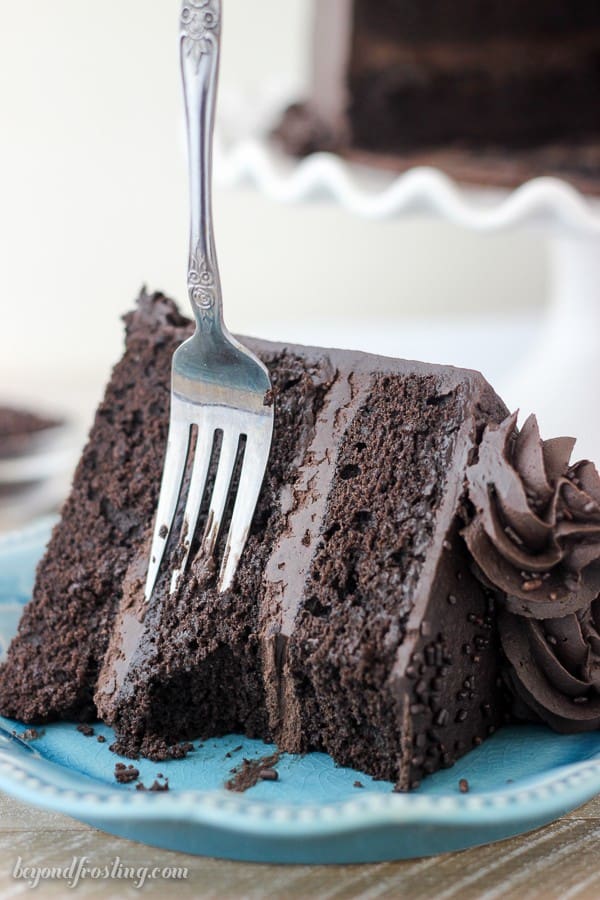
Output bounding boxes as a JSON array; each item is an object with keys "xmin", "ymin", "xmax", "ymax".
[{"xmin": 214, "ymin": 94, "xmax": 600, "ymax": 462}]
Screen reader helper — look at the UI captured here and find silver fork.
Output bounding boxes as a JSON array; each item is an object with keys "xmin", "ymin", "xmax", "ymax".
[{"xmin": 144, "ymin": 0, "xmax": 274, "ymax": 601}]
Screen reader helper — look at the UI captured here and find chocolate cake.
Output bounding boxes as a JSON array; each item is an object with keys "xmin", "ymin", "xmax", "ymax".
[
  {"xmin": 276, "ymin": 0, "xmax": 600, "ymax": 193},
  {"xmin": 0, "ymin": 289, "xmax": 512, "ymax": 789}
]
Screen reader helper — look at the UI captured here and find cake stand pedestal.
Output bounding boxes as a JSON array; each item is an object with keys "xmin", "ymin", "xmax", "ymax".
[
  {"xmin": 214, "ymin": 102, "xmax": 600, "ymax": 460},
  {"xmin": 501, "ymin": 233, "xmax": 600, "ymax": 459}
]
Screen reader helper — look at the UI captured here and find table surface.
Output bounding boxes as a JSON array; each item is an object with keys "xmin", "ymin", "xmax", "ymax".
[{"xmin": 0, "ymin": 791, "xmax": 599, "ymax": 899}]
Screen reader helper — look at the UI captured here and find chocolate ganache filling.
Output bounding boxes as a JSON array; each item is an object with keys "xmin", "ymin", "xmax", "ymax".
[{"xmin": 463, "ymin": 412, "xmax": 600, "ymax": 731}]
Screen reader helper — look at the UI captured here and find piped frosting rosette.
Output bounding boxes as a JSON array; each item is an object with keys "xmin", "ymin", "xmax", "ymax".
[{"xmin": 463, "ymin": 412, "xmax": 600, "ymax": 731}]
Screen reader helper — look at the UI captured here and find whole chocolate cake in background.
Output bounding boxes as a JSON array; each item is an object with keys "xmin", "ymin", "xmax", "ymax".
[
  {"xmin": 2, "ymin": 291, "xmax": 600, "ymax": 790},
  {"xmin": 276, "ymin": 0, "xmax": 600, "ymax": 193}
]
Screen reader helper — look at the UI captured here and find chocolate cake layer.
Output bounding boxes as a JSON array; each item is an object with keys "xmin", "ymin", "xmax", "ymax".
[
  {"xmin": 0, "ymin": 291, "xmax": 509, "ymax": 788},
  {"xmin": 348, "ymin": 33, "xmax": 600, "ymax": 150},
  {"xmin": 355, "ymin": 0, "xmax": 600, "ymax": 42}
]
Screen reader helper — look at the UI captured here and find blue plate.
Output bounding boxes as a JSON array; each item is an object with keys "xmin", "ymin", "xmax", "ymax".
[{"xmin": 1, "ymin": 521, "xmax": 600, "ymax": 864}]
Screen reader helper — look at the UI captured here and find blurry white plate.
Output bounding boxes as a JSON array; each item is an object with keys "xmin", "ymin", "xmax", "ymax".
[
  {"xmin": 0, "ymin": 423, "xmax": 78, "ymax": 485},
  {"xmin": 0, "ymin": 419, "xmax": 81, "ymax": 532}
]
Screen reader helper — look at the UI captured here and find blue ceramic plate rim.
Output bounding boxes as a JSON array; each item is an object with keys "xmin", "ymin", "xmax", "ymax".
[
  {"xmin": 1, "ymin": 743, "xmax": 600, "ymax": 837},
  {"xmin": 1, "ymin": 522, "xmax": 600, "ymax": 845}
]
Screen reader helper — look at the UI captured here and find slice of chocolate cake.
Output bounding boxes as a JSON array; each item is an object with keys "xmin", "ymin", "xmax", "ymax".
[{"xmin": 0, "ymin": 290, "xmax": 510, "ymax": 789}]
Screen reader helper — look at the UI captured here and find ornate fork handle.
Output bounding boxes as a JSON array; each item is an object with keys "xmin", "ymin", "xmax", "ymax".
[{"xmin": 180, "ymin": 0, "xmax": 223, "ymax": 335}]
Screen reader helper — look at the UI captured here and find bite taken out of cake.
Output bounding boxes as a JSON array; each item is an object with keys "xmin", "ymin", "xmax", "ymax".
[{"xmin": 2, "ymin": 291, "xmax": 600, "ymax": 791}]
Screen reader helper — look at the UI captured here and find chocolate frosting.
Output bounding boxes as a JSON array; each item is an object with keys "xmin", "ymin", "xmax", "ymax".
[
  {"xmin": 463, "ymin": 412, "xmax": 600, "ymax": 619},
  {"xmin": 464, "ymin": 412, "xmax": 600, "ymax": 730},
  {"xmin": 500, "ymin": 603, "xmax": 600, "ymax": 732}
]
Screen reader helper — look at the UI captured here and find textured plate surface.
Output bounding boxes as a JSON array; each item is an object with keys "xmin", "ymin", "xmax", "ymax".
[{"xmin": 1, "ymin": 522, "xmax": 600, "ymax": 863}]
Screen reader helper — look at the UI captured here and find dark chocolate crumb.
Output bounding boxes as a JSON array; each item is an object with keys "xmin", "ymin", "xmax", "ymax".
[
  {"xmin": 225, "ymin": 753, "xmax": 281, "ymax": 793},
  {"xmin": 459, "ymin": 778, "xmax": 470, "ymax": 793},
  {"xmin": 353, "ymin": 780, "xmax": 364, "ymax": 789},
  {"xmin": 97, "ymin": 735, "xmax": 106, "ymax": 743},
  {"xmin": 136, "ymin": 778, "xmax": 170, "ymax": 792},
  {"xmin": 76, "ymin": 724, "xmax": 95, "ymax": 737},
  {"xmin": 158, "ymin": 524, "xmax": 168, "ymax": 539},
  {"xmin": 114, "ymin": 764, "xmax": 140, "ymax": 785}
]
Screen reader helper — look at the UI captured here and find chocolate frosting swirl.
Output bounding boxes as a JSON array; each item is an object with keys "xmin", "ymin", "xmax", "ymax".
[
  {"xmin": 500, "ymin": 603, "xmax": 600, "ymax": 732},
  {"xmin": 463, "ymin": 412, "xmax": 600, "ymax": 619},
  {"xmin": 463, "ymin": 412, "xmax": 600, "ymax": 730}
]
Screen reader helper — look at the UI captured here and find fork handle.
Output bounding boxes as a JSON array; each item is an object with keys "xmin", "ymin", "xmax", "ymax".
[{"xmin": 180, "ymin": 0, "xmax": 224, "ymax": 336}]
